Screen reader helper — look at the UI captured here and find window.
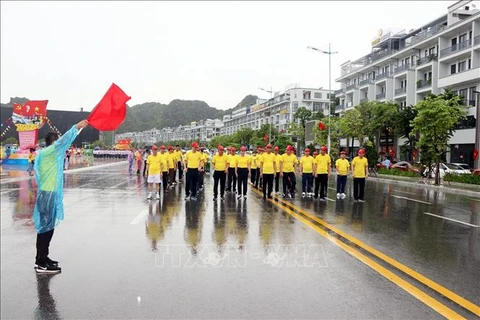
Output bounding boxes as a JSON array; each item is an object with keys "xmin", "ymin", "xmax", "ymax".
[
  {"xmin": 425, "ymin": 50, "xmax": 428, "ymax": 57},
  {"xmin": 458, "ymin": 61, "xmax": 466, "ymax": 72},
  {"xmin": 469, "ymin": 30, "xmax": 473, "ymax": 39},
  {"xmin": 327, "ymin": 93, "xmax": 331, "ymax": 99},
  {"xmin": 459, "ymin": 33, "xmax": 467, "ymax": 43},
  {"xmin": 451, "ymin": 37, "xmax": 457, "ymax": 46},
  {"xmin": 429, "ymin": 47, "xmax": 436, "ymax": 55},
  {"xmin": 468, "ymin": 59, "xmax": 471, "ymax": 69},
  {"xmin": 385, "ymin": 65, "xmax": 390, "ymax": 74},
  {"xmin": 451, "ymin": 64, "xmax": 457, "ymax": 74},
  {"xmin": 405, "ymin": 57, "xmax": 410, "ymax": 66},
  {"xmin": 292, "ymin": 102, "xmax": 299, "ymax": 112},
  {"xmin": 314, "ymin": 92, "xmax": 322, "ymax": 99},
  {"xmin": 428, "ymin": 71, "xmax": 432, "ymax": 79},
  {"xmin": 313, "ymin": 102, "xmax": 322, "ymax": 111}
]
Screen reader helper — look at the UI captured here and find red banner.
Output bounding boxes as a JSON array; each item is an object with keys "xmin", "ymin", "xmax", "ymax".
[
  {"xmin": 474, "ymin": 149, "xmax": 478, "ymax": 160},
  {"xmin": 12, "ymin": 100, "xmax": 48, "ymax": 131}
]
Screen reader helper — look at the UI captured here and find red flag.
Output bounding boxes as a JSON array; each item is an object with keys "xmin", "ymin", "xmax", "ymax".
[
  {"xmin": 264, "ymin": 134, "xmax": 269, "ymax": 142},
  {"xmin": 28, "ymin": 100, "xmax": 48, "ymax": 117},
  {"xmin": 88, "ymin": 83, "xmax": 131, "ymax": 131},
  {"xmin": 474, "ymin": 149, "xmax": 479, "ymax": 160}
]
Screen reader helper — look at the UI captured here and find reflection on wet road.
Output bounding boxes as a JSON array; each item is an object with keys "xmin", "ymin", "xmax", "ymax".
[{"xmin": 1, "ymin": 162, "xmax": 479, "ymax": 319}]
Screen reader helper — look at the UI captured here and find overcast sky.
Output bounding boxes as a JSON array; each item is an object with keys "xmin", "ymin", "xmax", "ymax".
[{"xmin": 1, "ymin": 1, "xmax": 455, "ymax": 112}]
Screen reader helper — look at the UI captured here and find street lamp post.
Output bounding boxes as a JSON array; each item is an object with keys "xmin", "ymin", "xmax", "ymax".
[
  {"xmin": 474, "ymin": 90, "xmax": 480, "ymax": 169},
  {"xmin": 258, "ymin": 87, "xmax": 274, "ymax": 144},
  {"xmin": 307, "ymin": 44, "xmax": 338, "ymax": 155}
]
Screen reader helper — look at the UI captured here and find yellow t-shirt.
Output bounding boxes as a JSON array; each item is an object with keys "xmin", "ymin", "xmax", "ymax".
[
  {"xmin": 174, "ymin": 150, "xmax": 182, "ymax": 162},
  {"xmin": 212, "ymin": 154, "xmax": 228, "ymax": 171},
  {"xmin": 227, "ymin": 154, "xmax": 238, "ymax": 167},
  {"xmin": 281, "ymin": 153, "xmax": 298, "ymax": 173},
  {"xmin": 202, "ymin": 153, "xmax": 208, "ymax": 165},
  {"xmin": 250, "ymin": 155, "xmax": 258, "ymax": 169},
  {"xmin": 300, "ymin": 156, "xmax": 314, "ymax": 173},
  {"xmin": 28, "ymin": 153, "xmax": 35, "ymax": 162},
  {"xmin": 167, "ymin": 152, "xmax": 176, "ymax": 169},
  {"xmin": 147, "ymin": 154, "xmax": 161, "ymax": 175},
  {"xmin": 158, "ymin": 152, "xmax": 169, "ymax": 172},
  {"xmin": 185, "ymin": 150, "xmax": 203, "ymax": 169},
  {"xmin": 260, "ymin": 152, "xmax": 276, "ymax": 174},
  {"xmin": 274, "ymin": 154, "xmax": 282, "ymax": 173},
  {"xmin": 352, "ymin": 156, "xmax": 368, "ymax": 178},
  {"xmin": 335, "ymin": 159, "xmax": 350, "ymax": 176},
  {"xmin": 315, "ymin": 154, "xmax": 331, "ymax": 174},
  {"xmin": 236, "ymin": 155, "xmax": 251, "ymax": 168}
]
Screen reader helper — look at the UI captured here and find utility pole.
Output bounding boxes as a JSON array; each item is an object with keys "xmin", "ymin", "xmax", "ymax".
[
  {"xmin": 307, "ymin": 44, "xmax": 338, "ymax": 155},
  {"xmin": 258, "ymin": 87, "xmax": 274, "ymax": 144},
  {"xmin": 474, "ymin": 91, "xmax": 480, "ymax": 169}
]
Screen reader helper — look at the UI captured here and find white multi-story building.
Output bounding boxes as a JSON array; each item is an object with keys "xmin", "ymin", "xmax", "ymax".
[
  {"xmin": 221, "ymin": 85, "xmax": 331, "ymax": 136},
  {"xmin": 115, "ymin": 118, "xmax": 224, "ymax": 145},
  {"xmin": 335, "ymin": 0, "xmax": 480, "ymax": 166}
]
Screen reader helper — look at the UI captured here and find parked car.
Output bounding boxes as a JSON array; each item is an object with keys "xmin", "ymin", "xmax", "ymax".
[
  {"xmin": 452, "ymin": 163, "xmax": 472, "ymax": 173},
  {"xmin": 426, "ymin": 163, "xmax": 470, "ymax": 178},
  {"xmin": 390, "ymin": 161, "xmax": 421, "ymax": 174}
]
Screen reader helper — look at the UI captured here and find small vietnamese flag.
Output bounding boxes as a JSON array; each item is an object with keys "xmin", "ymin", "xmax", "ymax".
[
  {"xmin": 87, "ymin": 83, "xmax": 131, "ymax": 131},
  {"xmin": 474, "ymin": 149, "xmax": 479, "ymax": 160}
]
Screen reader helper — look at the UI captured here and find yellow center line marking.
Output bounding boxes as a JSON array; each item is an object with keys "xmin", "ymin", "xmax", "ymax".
[
  {"xmin": 270, "ymin": 194, "xmax": 480, "ymax": 317},
  {"xmin": 251, "ymin": 188, "xmax": 466, "ymax": 319}
]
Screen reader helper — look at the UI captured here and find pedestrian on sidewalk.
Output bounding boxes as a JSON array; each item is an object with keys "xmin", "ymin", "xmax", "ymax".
[
  {"xmin": 281, "ymin": 145, "xmax": 298, "ymax": 198},
  {"xmin": 352, "ymin": 148, "xmax": 368, "ymax": 202},
  {"xmin": 274, "ymin": 146, "xmax": 282, "ymax": 195},
  {"xmin": 127, "ymin": 149, "xmax": 135, "ymax": 173},
  {"xmin": 300, "ymin": 148, "xmax": 314, "ymax": 197},
  {"xmin": 313, "ymin": 146, "xmax": 331, "ymax": 201},
  {"xmin": 159, "ymin": 145, "xmax": 169, "ymax": 193},
  {"xmin": 184, "ymin": 142, "xmax": 204, "ymax": 201},
  {"xmin": 236, "ymin": 146, "xmax": 251, "ymax": 200},
  {"xmin": 33, "ymin": 119, "xmax": 89, "ymax": 274},
  {"xmin": 335, "ymin": 151, "xmax": 350, "ymax": 199},
  {"xmin": 27, "ymin": 148, "xmax": 36, "ymax": 176},
  {"xmin": 260, "ymin": 144, "xmax": 276, "ymax": 200},
  {"xmin": 226, "ymin": 147, "xmax": 238, "ymax": 193},
  {"xmin": 146, "ymin": 146, "xmax": 162, "ymax": 200},
  {"xmin": 212, "ymin": 145, "xmax": 229, "ymax": 201}
]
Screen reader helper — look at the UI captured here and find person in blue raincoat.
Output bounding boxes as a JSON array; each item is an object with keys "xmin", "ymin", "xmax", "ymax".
[{"xmin": 33, "ymin": 119, "xmax": 89, "ymax": 274}]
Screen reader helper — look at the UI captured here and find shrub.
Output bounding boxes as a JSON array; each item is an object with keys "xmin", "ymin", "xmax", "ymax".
[
  {"xmin": 377, "ymin": 168, "xmax": 419, "ymax": 177},
  {"xmin": 443, "ymin": 173, "xmax": 480, "ymax": 185}
]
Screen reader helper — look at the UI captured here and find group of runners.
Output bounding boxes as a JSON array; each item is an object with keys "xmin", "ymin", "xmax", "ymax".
[{"xmin": 140, "ymin": 142, "xmax": 370, "ymax": 203}]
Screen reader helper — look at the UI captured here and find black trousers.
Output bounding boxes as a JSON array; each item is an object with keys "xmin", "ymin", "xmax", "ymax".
[
  {"xmin": 185, "ymin": 168, "xmax": 199, "ymax": 197},
  {"xmin": 227, "ymin": 168, "xmax": 237, "ymax": 192},
  {"xmin": 162, "ymin": 172, "xmax": 169, "ymax": 191},
  {"xmin": 177, "ymin": 161, "xmax": 183, "ymax": 180},
  {"xmin": 353, "ymin": 178, "xmax": 366, "ymax": 200},
  {"xmin": 283, "ymin": 172, "xmax": 296, "ymax": 195},
  {"xmin": 36, "ymin": 229, "xmax": 54, "ymax": 265},
  {"xmin": 274, "ymin": 172, "xmax": 281, "ymax": 193},
  {"xmin": 213, "ymin": 171, "xmax": 226, "ymax": 197},
  {"xmin": 315, "ymin": 174, "xmax": 329, "ymax": 199},
  {"xmin": 250, "ymin": 168, "xmax": 257, "ymax": 185},
  {"xmin": 262, "ymin": 174, "xmax": 274, "ymax": 198},
  {"xmin": 337, "ymin": 175, "xmax": 347, "ymax": 193},
  {"xmin": 254, "ymin": 169, "xmax": 261, "ymax": 188},
  {"xmin": 143, "ymin": 160, "xmax": 147, "ymax": 176},
  {"xmin": 237, "ymin": 168, "xmax": 249, "ymax": 196}
]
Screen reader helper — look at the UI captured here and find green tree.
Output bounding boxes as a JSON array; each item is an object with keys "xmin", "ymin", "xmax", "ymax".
[
  {"xmin": 411, "ymin": 91, "xmax": 468, "ymax": 185},
  {"xmin": 396, "ymin": 105, "xmax": 418, "ymax": 162},
  {"xmin": 233, "ymin": 127, "xmax": 255, "ymax": 146},
  {"xmin": 338, "ymin": 108, "xmax": 366, "ymax": 150},
  {"xmin": 313, "ymin": 116, "xmax": 341, "ymax": 160}
]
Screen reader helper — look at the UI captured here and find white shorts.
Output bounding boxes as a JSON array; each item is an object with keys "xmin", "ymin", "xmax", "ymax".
[{"xmin": 147, "ymin": 174, "xmax": 161, "ymax": 184}]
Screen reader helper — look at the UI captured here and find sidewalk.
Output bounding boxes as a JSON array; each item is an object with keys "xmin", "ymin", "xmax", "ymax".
[{"xmin": 369, "ymin": 173, "xmax": 480, "ymax": 197}]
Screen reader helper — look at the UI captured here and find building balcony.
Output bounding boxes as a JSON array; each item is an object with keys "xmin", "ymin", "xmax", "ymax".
[
  {"xmin": 375, "ymin": 72, "xmax": 391, "ymax": 82},
  {"xmin": 360, "ymin": 98, "xmax": 368, "ymax": 103},
  {"xmin": 394, "ymin": 64, "xmax": 413, "ymax": 74},
  {"xmin": 376, "ymin": 92, "xmax": 386, "ymax": 100},
  {"xmin": 346, "ymin": 84, "xmax": 357, "ymax": 91},
  {"xmin": 335, "ymin": 88, "xmax": 345, "ymax": 96},
  {"xmin": 463, "ymin": 100, "xmax": 477, "ymax": 107},
  {"xmin": 416, "ymin": 54, "xmax": 437, "ymax": 67},
  {"xmin": 395, "ymin": 87, "xmax": 407, "ymax": 95},
  {"xmin": 440, "ymin": 39, "xmax": 472, "ymax": 58},
  {"xmin": 438, "ymin": 67, "xmax": 480, "ymax": 88},
  {"xmin": 359, "ymin": 79, "xmax": 374, "ymax": 87},
  {"xmin": 475, "ymin": 35, "xmax": 480, "ymax": 47},
  {"xmin": 416, "ymin": 79, "xmax": 432, "ymax": 89},
  {"xmin": 335, "ymin": 104, "xmax": 345, "ymax": 112}
]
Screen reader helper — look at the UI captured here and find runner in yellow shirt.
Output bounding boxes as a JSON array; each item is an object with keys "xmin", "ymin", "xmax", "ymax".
[
  {"xmin": 226, "ymin": 147, "xmax": 238, "ymax": 193},
  {"xmin": 212, "ymin": 146, "xmax": 229, "ymax": 201},
  {"xmin": 198, "ymin": 148, "xmax": 209, "ymax": 190},
  {"xmin": 158, "ymin": 146, "xmax": 169, "ymax": 193},
  {"xmin": 174, "ymin": 145, "xmax": 183, "ymax": 183},
  {"xmin": 146, "ymin": 145, "xmax": 162, "ymax": 200},
  {"xmin": 280, "ymin": 145, "xmax": 298, "ymax": 198},
  {"xmin": 259, "ymin": 144, "xmax": 276, "ymax": 199},
  {"xmin": 300, "ymin": 148, "xmax": 314, "ymax": 197},
  {"xmin": 335, "ymin": 151, "xmax": 350, "ymax": 200},
  {"xmin": 351, "ymin": 148, "xmax": 368, "ymax": 202},
  {"xmin": 313, "ymin": 145, "xmax": 331, "ymax": 201},
  {"xmin": 236, "ymin": 146, "xmax": 251, "ymax": 200},
  {"xmin": 184, "ymin": 142, "xmax": 204, "ymax": 200},
  {"xmin": 167, "ymin": 146, "xmax": 177, "ymax": 188}
]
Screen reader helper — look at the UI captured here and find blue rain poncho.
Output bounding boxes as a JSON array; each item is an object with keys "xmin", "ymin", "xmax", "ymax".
[{"xmin": 33, "ymin": 125, "xmax": 79, "ymax": 234}]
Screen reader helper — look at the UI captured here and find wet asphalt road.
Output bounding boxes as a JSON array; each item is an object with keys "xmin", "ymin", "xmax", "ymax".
[{"xmin": 1, "ymin": 161, "xmax": 479, "ymax": 319}]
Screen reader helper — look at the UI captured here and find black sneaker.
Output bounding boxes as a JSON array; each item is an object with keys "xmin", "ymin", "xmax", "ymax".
[
  {"xmin": 46, "ymin": 257, "xmax": 59, "ymax": 266},
  {"xmin": 35, "ymin": 263, "xmax": 61, "ymax": 274}
]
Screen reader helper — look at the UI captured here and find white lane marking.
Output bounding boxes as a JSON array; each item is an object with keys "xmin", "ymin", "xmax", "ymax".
[
  {"xmin": 109, "ymin": 177, "xmax": 137, "ymax": 189},
  {"xmin": 424, "ymin": 212, "xmax": 480, "ymax": 228},
  {"xmin": 391, "ymin": 195, "xmax": 431, "ymax": 205},
  {"xmin": 393, "ymin": 190, "xmax": 418, "ymax": 196},
  {"xmin": 326, "ymin": 198, "xmax": 336, "ymax": 202},
  {"xmin": 130, "ymin": 210, "xmax": 148, "ymax": 225}
]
